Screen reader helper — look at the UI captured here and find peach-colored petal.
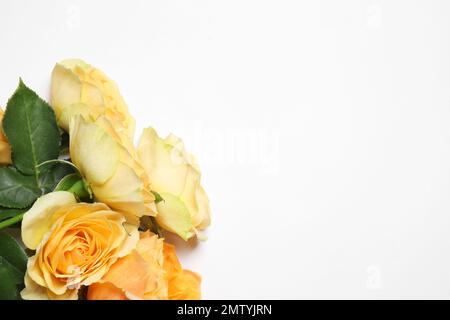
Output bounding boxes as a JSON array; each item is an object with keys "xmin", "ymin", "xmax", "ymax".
[
  {"xmin": 87, "ymin": 282, "xmax": 127, "ymax": 300},
  {"xmin": 99, "ymin": 250, "xmax": 149, "ymax": 299},
  {"xmin": 163, "ymin": 243, "xmax": 201, "ymax": 300},
  {"xmin": 168, "ymin": 270, "xmax": 202, "ymax": 300},
  {"xmin": 163, "ymin": 243, "xmax": 183, "ymax": 276},
  {"xmin": 137, "ymin": 232, "xmax": 167, "ymax": 299},
  {"xmin": 88, "ymin": 231, "xmax": 202, "ymax": 301},
  {"xmin": 88, "ymin": 231, "xmax": 167, "ymax": 300}
]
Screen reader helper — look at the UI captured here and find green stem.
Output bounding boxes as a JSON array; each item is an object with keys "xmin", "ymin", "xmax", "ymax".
[{"xmin": 0, "ymin": 214, "xmax": 24, "ymax": 230}]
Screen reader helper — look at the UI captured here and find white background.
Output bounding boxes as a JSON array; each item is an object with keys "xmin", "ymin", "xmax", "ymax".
[{"xmin": 1, "ymin": 0, "xmax": 450, "ymax": 299}]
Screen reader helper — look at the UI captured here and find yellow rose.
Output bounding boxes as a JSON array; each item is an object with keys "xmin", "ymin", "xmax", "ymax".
[
  {"xmin": 86, "ymin": 231, "xmax": 201, "ymax": 300},
  {"xmin": 0, "ymin": 108, "xmax": 12, "ymax": 165},
  {"xmin": 20, "ymin": 191, "xmax": 138, "ymax": 300},
  {"xmin": 138, "ymin": 128, "xmax": 211, "ymax": 240},
  {"xmin": 51, "ymin": 59, "xmax": 135, "ymax": 140},
  {"xmin": 70, "ymin": 116, "xmax": 156, "ymax": 225}
]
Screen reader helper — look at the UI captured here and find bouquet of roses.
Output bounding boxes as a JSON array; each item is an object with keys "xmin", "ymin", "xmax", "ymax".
[{"xmin": 0, "ymin": 59, "xmax": 211, "ymax": 300}]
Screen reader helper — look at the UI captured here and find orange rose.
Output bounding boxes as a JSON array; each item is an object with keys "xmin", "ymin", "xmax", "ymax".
[
  {"xmin": 87, "ymin": 232, "xmax": 201, "ymax": 300},
  {"xmin": 163, "ymin": 243, "xmax": 201, "ymax": 300}
]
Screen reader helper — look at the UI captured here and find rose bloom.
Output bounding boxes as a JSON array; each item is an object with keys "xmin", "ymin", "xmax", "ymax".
[
  {"xmin": 20, "ymin": 191, "xmax": 138, "ymax": 300},
  {"xmin": 51, "ymin": 59, "xmax": 139, "ymax": 167},
  {"xmin": 87, "ymin": 231, "xmax": 201, "ymax": 300},
  {"xmin": 0, "ymin": 108, "xmax": 11, "ymax": 165},
  {"xmin": 70, "ymin": 116, "xmax": 156, "ymax": 225},
  {"xmin": 138, "ymin": 128, "xmax": 211, "ymax": 240},
  {"xmin": 51, "ymin": 59, "xmax": 135, "ymax": 141},
  {"xmin": 51, "ymin": 59, "xmax": 156, "ymax": 225}
]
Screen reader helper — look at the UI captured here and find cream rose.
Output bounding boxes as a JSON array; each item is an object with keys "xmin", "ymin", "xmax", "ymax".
[
  {"xmin": 52, "ymin": 59, "xmax": 169, "ymax": 227},
  {"xmin": 51, "ymin": 59, "xmax": 135, "ymax": 140},
  {"xmin": 138, "ymin": 128, "xmax": 211, "ymax": 240},
  {"xmin": 70, "ymin": 116, "xmax": 156, "ymax": 225}
]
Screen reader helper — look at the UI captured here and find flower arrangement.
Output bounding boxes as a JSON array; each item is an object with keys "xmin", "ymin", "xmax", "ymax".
[{"xmin": 0, "ymin": 59, "xmax": 211, "ymax": 300}]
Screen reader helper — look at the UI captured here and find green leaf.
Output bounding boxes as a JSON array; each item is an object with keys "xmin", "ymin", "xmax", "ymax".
[
  {"xmin": 39, "ymin": 163, "xmax": 75, "ymax": 194},
  {"xmin": 3, "ymin": 80, "xmax": 60, "ymax": 179},
  {"xmin": 0, "ymin": 166, "xmax": 40, "ymax": 209},
  {"xmin": 37, "ymin": 159, "xmax": 81, "ymax": 176},
  {"xmin": 68, "ymin": 180, "xmax": 91, "ymax": 200},
  {"xmin": 0, "ymin": 81, "xmax": 69, "ymax": 215},
  {"xmin": 59, "ymin": 131, "xmax": 70, "ymax": 158},
  {"xmin": 0, "ymin": 257, "xmax": 20, "ymax": 300},
  {"xmin": 54, "ymin": 173, "xmax": 91, "ymax": 200},
  {"xmin": 38, "ymin": 160, "xmax": 92, "ymax": 200},
  {"xmin": 0, "ymin": 232, "xmax": 27, "ymax": 299},
  {"xmin": 54, "ymin": 173, "xmax": 81, "ymax": 192},
  {"xmin": 151, "ymin": 191, "xmax": 164, "ymax": 204},
  {"xmin": 0, "ymin": 232, "xmax": 27, "ymax": 274},
  {"xmin": 0, "ymin": 256, "xmax": 23, "ymax": 285}
]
